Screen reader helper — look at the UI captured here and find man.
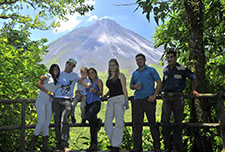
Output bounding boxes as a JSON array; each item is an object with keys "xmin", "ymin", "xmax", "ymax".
[
  {"xmin": 161, "ymin": 51, "xmax": 199, "ymax": 152},
  {"xmin": 130, "ymin": 53, "xmax": 162, "ymax": 152},
  {"xmin": 52, "ymin": 58, "xmax": 80, "ymax": 151}
]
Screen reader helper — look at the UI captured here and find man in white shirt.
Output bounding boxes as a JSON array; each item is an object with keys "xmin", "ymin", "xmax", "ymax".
[{"xmin": 52, "ymin": 58, "xmax": 80, "ymax": 151}]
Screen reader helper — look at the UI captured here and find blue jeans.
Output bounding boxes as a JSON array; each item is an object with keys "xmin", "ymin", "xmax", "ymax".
[{"xmin": 86, "ymin": 101, "xmax": 101, "ymax": 144}]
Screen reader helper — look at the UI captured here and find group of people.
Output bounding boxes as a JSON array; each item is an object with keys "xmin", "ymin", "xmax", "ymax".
[{"xmin": 27, "ymin": 51, "xmax": 199, "ymax": 152}]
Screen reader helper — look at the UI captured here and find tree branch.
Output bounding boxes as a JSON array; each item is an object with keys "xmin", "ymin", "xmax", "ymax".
[
  {"xmin": 0, "ymin": 0, "xmax": 18, "ymax": 5},
  {"xmin": 0, "ymin": 15, "xmax": 11, "ymax": 19}
]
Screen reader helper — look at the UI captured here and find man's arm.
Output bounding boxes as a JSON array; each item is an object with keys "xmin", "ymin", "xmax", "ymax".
[
  {"xmin": 147, "ymin": 80, "xmax": 162, "ymax": 102},
  {"xmin": 130, "ymin": 83, "xmax": 142, "ymax": 90},
  {"xmin": 192, "ymin": 79, "xmax": 199, "ymax": 97}
]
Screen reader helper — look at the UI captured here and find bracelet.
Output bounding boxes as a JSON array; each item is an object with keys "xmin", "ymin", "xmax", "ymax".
[{"xmin": 47, "ymin": 91, "xmax": 51, "ymax": 95}]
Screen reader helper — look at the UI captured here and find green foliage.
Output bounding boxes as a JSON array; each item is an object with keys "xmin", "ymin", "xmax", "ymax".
[
  {"xmin": 0, "ymin": 0, "xmax": 94, "ymax": 31},
  {"xmin": 121, "ymin": 127, "xmax": 133, "ymax": 150},
  {"xmin": 136, "ymin": 0, "xmax": 225, "ymax": 151},
  {"xmin": 0, "ymin": 26, "xmax": 49, "ymax": 151},
  {"xmin": 0, "ymin": 1, "xmax": 94, "ymax": 151},
  {"xmin": 0, "ymin": 28, "xmax": 47, "ymax": 99}
]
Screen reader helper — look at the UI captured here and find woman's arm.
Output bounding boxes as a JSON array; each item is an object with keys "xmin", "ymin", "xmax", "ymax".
[
  {"xmin": 37, "ymin": 78, "xmax": 54, "ymax": 96},
  {"xmin": 95, "ymin": 79, "xmax": 103, "ymax": 96},
  {"xmin": 119, "ymin": 73, "xmax": 128, "ymax": 102}
]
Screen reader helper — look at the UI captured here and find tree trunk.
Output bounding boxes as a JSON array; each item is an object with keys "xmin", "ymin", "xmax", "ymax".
[{"xmin": 184, "ymin": 0, "xmax": 213, "ymax": 151}]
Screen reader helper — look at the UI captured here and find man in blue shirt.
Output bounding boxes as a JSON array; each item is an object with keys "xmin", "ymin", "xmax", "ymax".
[
  {"xmin": 161, "ymin": 51, "xmax": 199, "ymax": 152},
  {"xmin": 130, "ymin": 54, "xmax": 162, "ymax": 152}
]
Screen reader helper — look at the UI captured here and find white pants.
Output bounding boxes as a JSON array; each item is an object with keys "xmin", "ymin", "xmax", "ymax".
[
  {"xmin": 104, "ymin": 95, "xmax": 125, "ymax": 147},
  {"xmin": 34, "ymin": 96, "xmax": 52, "ymax": 136}
]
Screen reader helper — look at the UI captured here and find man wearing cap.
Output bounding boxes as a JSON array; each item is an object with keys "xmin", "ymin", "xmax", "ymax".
[
  {"xmin": 52, "ymin": 58, "xmax": 80, "ymax": 151},
  {"xmin": 161, "ymin": 51, "xmax": 199, "ymax": 152}
]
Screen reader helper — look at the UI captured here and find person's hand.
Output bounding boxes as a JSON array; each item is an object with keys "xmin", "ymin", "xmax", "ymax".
[
  {"xmin": 135, "ymin": 84, "xmax": 142, "ymax": 90},
  {"xmin": 48, "ymin": 91, "xmax": 54, "ymax": 97},
  {"xmin": 192, "ymin": 90, "xmax": 199, "ymax": 98},
  {"xmin": 101, "ymin": 95, "xmax": 108, "ymax": 101},
  {"xmin": 90, "ymin": 88, "xmax": 96, "ymax": 93},
  {"xmin": 40, "ymin": 75, "xmax": 47, "ymax": 81},
  {"xmin": 124, "ymin": 100, "xmax": 129, "ymax": 110},
  {"xmin": 50, "ymin": 92, "xmax": 55, "ymax": 97},
  {"xmin": 147, "ymin": 95, "xmax": 156, "ymax": 103}
]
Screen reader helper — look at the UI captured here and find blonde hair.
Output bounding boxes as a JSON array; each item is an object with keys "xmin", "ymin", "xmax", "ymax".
[{"xmin": 107, "ymin": 59, "xmax": 120, "ymax": 82}]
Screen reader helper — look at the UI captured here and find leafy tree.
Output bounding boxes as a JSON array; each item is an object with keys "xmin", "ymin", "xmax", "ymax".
[
  {"xmin": 0, "ymin": 0, "xmax": 94, "ymax": 30},
  {"xmin": 0, "ymin": 0, "xmax": 94, "ymax": 151},
  {"xmin": 135, "ymin": 0, "xmax": 225, "ymax": 151}
]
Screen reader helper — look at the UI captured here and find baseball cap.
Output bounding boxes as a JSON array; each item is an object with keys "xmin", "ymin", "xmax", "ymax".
[{"xmin": 67, "ymin": 58, "xmax": 77, "ymax": 66}]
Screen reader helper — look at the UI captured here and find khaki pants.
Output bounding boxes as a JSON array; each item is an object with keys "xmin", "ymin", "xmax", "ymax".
[{"xmin": 104, "ymin": 95, "xmax": 125, "ymax": 147}]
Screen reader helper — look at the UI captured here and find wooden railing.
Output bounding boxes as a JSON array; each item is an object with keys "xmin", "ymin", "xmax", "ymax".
[{"xmin": 0, "ymin": 92, "xmax": 224, "ymax": 152}]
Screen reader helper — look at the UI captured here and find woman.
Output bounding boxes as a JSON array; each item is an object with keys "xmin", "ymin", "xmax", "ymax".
[
  {"xmin": 104, "ymin": 59, "xmax": 129, "ymax": 152},
  {"xmin": 85, "ymin": 68, "xmax": 103, "ymax": 151},
  {"xmin": 28, "ymin": 64, "xmax": 60, "ymax": 152}
]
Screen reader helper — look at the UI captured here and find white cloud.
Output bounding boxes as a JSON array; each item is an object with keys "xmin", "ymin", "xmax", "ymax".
[
  {"xmin": 84, "ymin": 0, "xmax": 96, "ymax": 5},
  {"xmin": 99, "ymin": 16, "xmax": 114, "ymax": 20},
  {"xmin": 53, "ymin": 0, "xmax": 96, "ymax": 33},
  {"xmin": 53, "ymin": 13, "xmax": 81, "ymax": 33},
  {"xmin": 87, "ymin": 15, "xmax": 98, "ymax": 22}
]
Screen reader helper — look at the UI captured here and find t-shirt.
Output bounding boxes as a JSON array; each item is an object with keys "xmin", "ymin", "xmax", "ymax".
[
  {"xmin": 55, "ymin": 71, "xmax": 80, "ymax": 99},
  {"xmin": 38, "ymin": 73, "xmax": 57, "ymax": 100},
  {"xmin": 77, "ymin": 78, "xmax": 91, "ymax": 96},
  {"xmin": 130, "ymin": 65, "xmax": 161, "ymax": 99}
]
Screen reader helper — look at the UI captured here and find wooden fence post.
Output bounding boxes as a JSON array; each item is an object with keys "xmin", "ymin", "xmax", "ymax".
[
  {"xmin": 218, "ymin": 91, "xmax": 225, "ymax": 152},
  {"xmin": 20, "ymin": 100, "xmax": 26, "ymax": 152}
]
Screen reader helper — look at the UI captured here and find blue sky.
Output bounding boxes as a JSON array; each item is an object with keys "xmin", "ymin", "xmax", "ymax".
[{"xmin": 30, "ymin": 0, "xmax": 157, "ymax": 44}]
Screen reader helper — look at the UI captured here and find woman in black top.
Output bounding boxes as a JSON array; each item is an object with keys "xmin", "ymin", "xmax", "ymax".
[{"xmin": 104, "ymin": 59, "xmax": 128, "ymax": 152}]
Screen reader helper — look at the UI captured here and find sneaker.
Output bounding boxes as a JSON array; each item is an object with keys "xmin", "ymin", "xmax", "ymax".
[
  {"xmin": 71, "ymin": 116, "xmax": 76, "ymax": 123},
  {"xmin": 97, "ymin": 118, "xmax": 102, "ymax": 131}
]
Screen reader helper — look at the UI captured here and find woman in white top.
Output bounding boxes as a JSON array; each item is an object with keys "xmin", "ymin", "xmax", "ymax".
[{"xmin": 28, "ymin": 64, "xmax": 60, "ymax": 152}]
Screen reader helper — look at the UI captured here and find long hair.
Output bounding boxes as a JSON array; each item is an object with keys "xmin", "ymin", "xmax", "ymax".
[
  {"xmin": 49, "ymin": 64, "xmax": 60, "ymax": 85},
  {"xmin": 107, "ymin": 59, "xmax": 120, "ymax": 82},
  {"xmin": 88, "ymin": 67, "xmax": 98, "ymax": 83}
]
